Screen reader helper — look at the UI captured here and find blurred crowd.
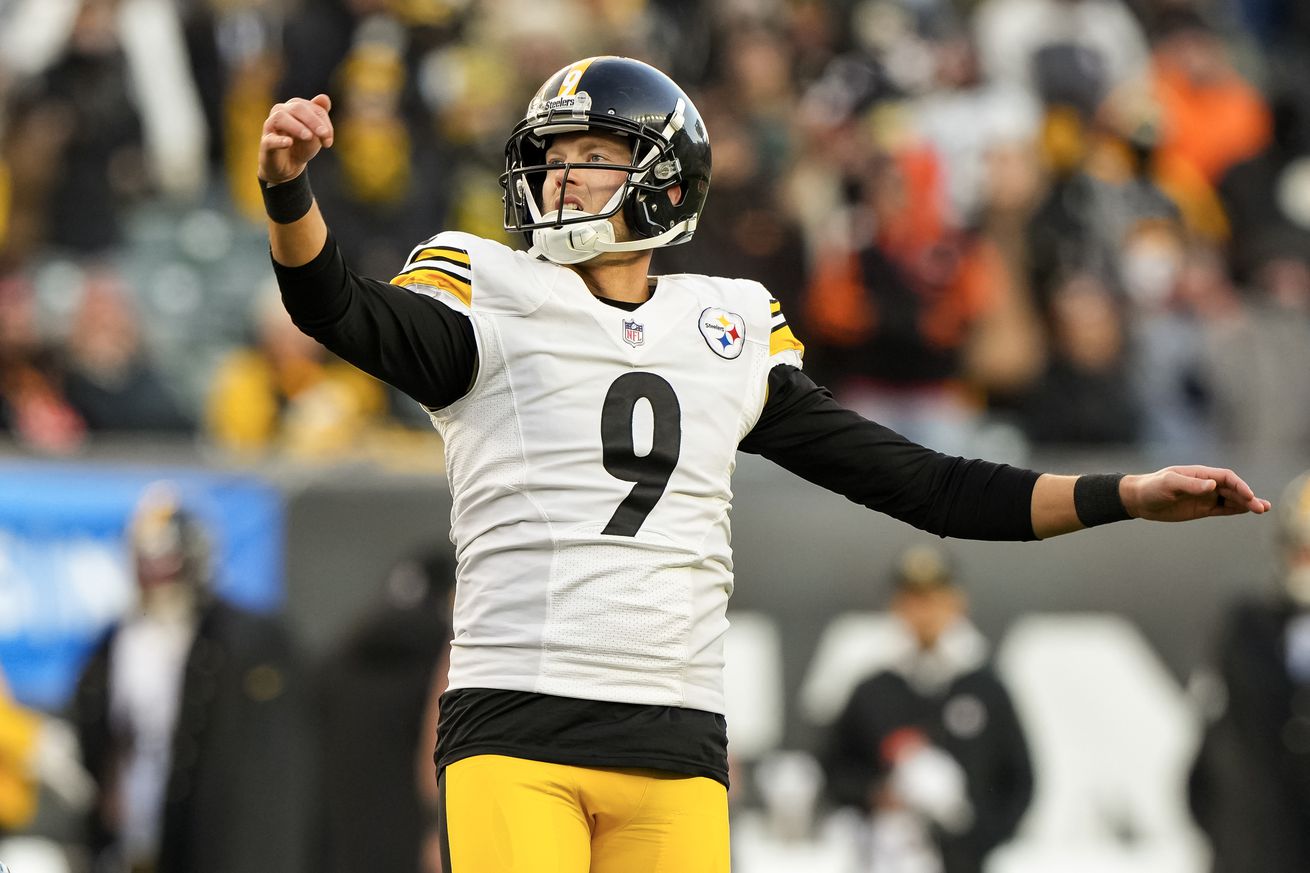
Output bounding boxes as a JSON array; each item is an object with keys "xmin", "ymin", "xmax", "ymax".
[{"xmin": 1, "ymin": 0, "xmax": 1309, "ymax": 459}]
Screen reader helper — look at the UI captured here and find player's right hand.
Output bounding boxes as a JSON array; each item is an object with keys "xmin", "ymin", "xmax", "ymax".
[{"xmin": 259, "ymin": 94, "xmax": 334, "ymax": 184}]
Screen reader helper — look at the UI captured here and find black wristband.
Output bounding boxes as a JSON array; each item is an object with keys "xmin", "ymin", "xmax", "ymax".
[
  {"xmin": 1073, "ymin": 473, "xmax": 1131, "ymax": 528},
  {"xmin": 260, "ymin": 170, "xmax": 314, "ymax": 224}
]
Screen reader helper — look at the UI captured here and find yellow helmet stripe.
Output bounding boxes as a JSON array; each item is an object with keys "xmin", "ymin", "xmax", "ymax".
[{"xmin": 557, "ymin": 58, "xmax": 597, "ymax": 97}]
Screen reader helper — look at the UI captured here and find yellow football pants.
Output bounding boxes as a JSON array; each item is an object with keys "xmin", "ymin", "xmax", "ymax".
[{"xmin": 439, "ymin": 754, "xmax": 730, "ymax": 872}]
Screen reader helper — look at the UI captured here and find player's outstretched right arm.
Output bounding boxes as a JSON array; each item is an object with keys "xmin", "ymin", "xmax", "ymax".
[{"xmin": 258, "ymin": 94, "xmax": 334, "ymax": 267}]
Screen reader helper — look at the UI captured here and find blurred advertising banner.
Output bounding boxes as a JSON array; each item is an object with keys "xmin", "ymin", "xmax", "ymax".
[{"xmin": 0, "ymin": 462, "xmax": 283, "ymax": 710}]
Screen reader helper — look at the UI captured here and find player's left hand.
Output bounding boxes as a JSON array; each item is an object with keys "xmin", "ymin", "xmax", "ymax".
[{"xmin": 1122, "ymin": 466, "xmax": 1271, "ymax": 522}]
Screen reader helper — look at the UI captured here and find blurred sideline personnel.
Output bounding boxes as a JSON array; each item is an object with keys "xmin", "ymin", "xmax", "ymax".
[
  {"xmin": 314, "ymin": 549, "xmax": 456, "ymax": 873},
  {"xmin": 822, "ymin": 545, "xmax": 1031, "ymax": 873},
  {"xmin": 1190, "ymin": 472, "xmax": 1310, "ymax": 873},
  {"xmin": 257, "ymin": 56, "xmax": 1269, "ymax": 872},
  {"xmin": 70, "ymin": 485, "xmax": 314, "ymax": 873}
]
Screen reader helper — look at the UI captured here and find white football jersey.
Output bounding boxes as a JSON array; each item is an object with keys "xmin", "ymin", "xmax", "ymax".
[{"xmin": 391, "ymin": 231, "xmax": 804, "ymax": 713}]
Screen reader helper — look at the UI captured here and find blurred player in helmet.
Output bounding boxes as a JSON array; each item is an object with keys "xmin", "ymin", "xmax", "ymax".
[
  {"xmin": 1190, "ymin": 471, "xmax": 1310, "ymax": 873},
  {"xmin": 70, "ymin": 484, "xmax": 313, "ymax": 873},
  {"xmin": 257, "ymin": 56, "xmax": 1269, "ymax": 871}
]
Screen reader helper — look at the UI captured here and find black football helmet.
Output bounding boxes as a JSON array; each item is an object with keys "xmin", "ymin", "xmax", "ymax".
[{"xmin": 501, "ymin": 56, "xmax": 712, "ymax": 263}]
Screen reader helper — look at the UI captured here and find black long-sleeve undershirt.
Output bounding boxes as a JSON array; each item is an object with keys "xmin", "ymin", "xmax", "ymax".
[
  {"xmin": 275, "ymin": 235, "xmax": 476, "ymax": 409},
  {"xmin": 273, "ymin": 236, "xmax": 1039, "ymax": 541}
]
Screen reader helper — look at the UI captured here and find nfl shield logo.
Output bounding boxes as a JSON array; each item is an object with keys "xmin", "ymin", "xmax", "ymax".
[{"xmin": 623, "ymin": 319, "xmax": 645, "ymax": 347}]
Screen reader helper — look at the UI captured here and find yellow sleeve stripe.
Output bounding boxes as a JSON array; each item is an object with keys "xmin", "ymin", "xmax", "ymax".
[
  {"xmin": 769, "ymin": 323, "xmax": 805, "ymax": 358},
  {"xmin": 410, "ymin": 246, "xmax": 471, "ymax": 268},
  {"xmin": 390, "ymin": 268, "xmax": 472, "ymax": 307},
  {"xmin": 769, "ymin": 300, "xmax": 782, "ymax": 314}
]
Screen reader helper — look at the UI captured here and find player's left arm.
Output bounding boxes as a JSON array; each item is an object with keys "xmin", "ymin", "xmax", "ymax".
[
  {"xmin": 740, "ymin": 366, "xmax": 1269, "ymax": 540},
  {"xmin": 740, "ymin": 365, "xmax": 1039, "ymax": 540}
]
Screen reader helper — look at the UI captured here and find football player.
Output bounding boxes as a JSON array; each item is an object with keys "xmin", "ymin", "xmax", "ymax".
[{"xmin": 257, "ymin": 56, "xmax": 1269, "ymax": 873}]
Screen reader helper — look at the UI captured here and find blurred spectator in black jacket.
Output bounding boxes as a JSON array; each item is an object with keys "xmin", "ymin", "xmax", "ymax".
[
  {"xmin": 315, "ymin": 548, "xmax": 456, "ymax": 873},
  {"xmin": 62, "ymin": 268, "xmax": 194, "ymax": 435},
  {"xmin": 71, "ymin": 483, "xmax": 315, "ymax": 873},
  {"xmin": 1217, "ymin": 88, "xmax": 1310, "ymax": 291},
  {"xmin": 1017, "ymin": 271, "xmax": 1140, "ymax": 445},
  {"xmin": 822, "ymin": 545, "xmax": 1032, "ymax": 873},
  {"xmin": 1190, "ymin": 470, "xmax": 1310, "ymax": 873},
  {"xmin": 31, "ymin": 0, "xmax": 147, "ymax": 253}
]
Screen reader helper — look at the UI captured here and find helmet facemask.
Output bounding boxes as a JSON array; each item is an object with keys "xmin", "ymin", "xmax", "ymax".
[{"xmin": 503, "ymin": 101, "xmax": 691, "ymax": 264}]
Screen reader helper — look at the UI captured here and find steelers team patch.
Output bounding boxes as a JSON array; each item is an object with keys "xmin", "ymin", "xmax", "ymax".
[{"xmin": 698, "ymin": 308, "xmax": 746, "ymax": 359}]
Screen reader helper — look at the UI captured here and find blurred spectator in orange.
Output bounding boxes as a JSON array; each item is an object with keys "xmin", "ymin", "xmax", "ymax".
[
  {"xmin": 1149, "ymin": 8, "xmax": 1271, "ymax": 186},
  {"xmin": 62, "ymin": 268, "xmax": 194, "ymax": 435},
  {"xmin": 1189, "ymin": 469, "xmax": 1310, "ymax": 873},
  {"xmin": 1144, "ymin": 7, "xmax": 1270, "ymax": 244},
  {"xmin": 205, "ymin": 285, "xmax": 387, "ymax": 458},
  {"xmin": 1017, "ymin": 271, "xmax": 1140, "ymax": 445},
  {"xmin": 804, "ymin": 131, "xmax": 1022, "ymax": 452},
  {"xmin": 0, "ymin": 275, "xmax": 84, "ymax": 454}
]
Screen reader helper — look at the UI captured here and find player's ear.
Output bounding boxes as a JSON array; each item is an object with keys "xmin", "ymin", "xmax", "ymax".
[{"xmin": 669, "ymin": 184, "xmax": 683, "ymax": 206}]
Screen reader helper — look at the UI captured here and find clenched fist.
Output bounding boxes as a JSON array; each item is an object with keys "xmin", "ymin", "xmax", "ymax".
[{"xmin": 259, "ymin": 94, "xmax": 335, "ymax": 184}]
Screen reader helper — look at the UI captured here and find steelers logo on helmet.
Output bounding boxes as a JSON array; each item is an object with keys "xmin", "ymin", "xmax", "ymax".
[{"xmin": 501, "ymin": 56, "xmax": 712, "ymax": 265}]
